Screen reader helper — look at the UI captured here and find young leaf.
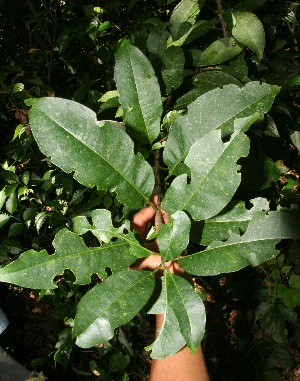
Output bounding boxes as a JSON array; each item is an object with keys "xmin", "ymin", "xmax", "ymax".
[
  {"xmin": 198, "ymin": 37, "xmax": 244, "ymax": 66},
  {"xmin": 0, "ymin": 229, "xmax": 135, "ymax": 289},
  {"xmin": 73, "ymin": 270, "xmax": 155, "ymax": 348},
  {"xmin": 231, "ymin": 11, "xmax": 265, "ymax": 59},
  {"xmin": 114, "ymin": 40, "xmax": 162, "ymax": 144},
  {"xmin": 170, "ymin": 0, "xmax": 205, "ymax": 41},
  {"xmin": 157, "ymin": 211, "xmax": 191, "ymax": 261},
  {"xmin": 179, "ymin": 210, "xmax": 300, "ymax": 276},
  {"xmin": 72, "ymin": 209, "xmax": 153, "ymax": 258},
  {"xmin": 164, "ymin": 82, "xmax": 280, "ymax": 177},
  {"xmin": 163, "ymin": 116, "xmax": 253, "ymax": 220},
  {"xmin": 25, "ymin": 98, "xmax": 154, "ymax": 209}
]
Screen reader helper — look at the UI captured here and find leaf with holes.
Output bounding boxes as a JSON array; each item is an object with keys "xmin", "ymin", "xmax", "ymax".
[
  {"xmin": 0, "ymin": 229, "xmax": 135, "ymax": 289},
  {"xmin": 179, "ymin": 210, "xmax": 300, "ymax": 276},
  {"xmin": 164, "ymin": 82, "xmax": 279, "ymax": 177},
  {"xmin": 25, "ymin": 98, "xmax": 154, "ymax": 209},
  {"xmin": 72, "ymin": 209, "xmax": 153, "ymax": 258},
  {"xmin": 163, "ymin": 116, "xmax": 255, "ymax": 220}
]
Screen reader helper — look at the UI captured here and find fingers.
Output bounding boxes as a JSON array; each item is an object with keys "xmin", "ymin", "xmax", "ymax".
[{"xmin": 131, "ymin": 204, "xmax": 156, "ymax": 239}]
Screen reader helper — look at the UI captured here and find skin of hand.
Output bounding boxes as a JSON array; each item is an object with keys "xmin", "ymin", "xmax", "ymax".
[
  {"xmin": 130, "ymin": 197, "xmax": 184, "ymax": 276},
  {"xmin": 130, "ymin": 197, "xmax": 210, "ymax": 381}
]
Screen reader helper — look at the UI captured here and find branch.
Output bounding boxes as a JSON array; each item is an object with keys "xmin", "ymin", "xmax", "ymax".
[
  {"xmin": 216, "ymin": 0, "xmax": 229, "ymax": 38},
  {"xmin": 154, "ymin": 149, "xmax": 163, "ymax": 232}
]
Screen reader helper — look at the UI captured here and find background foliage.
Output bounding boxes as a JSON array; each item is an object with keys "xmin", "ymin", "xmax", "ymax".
[{"xmin": 0, "ymin": 0, "xmax": 300, "ymax": 380}]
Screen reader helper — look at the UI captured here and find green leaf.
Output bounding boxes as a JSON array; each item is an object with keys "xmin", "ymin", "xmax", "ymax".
[
  {"xmin": 231, "ymin": 11, "xmax": 265, "ymax": 59},
  {"xmin": 146, "ymin": 274, "xmax": 205, "ymax": 357},
  {"xmin": 163, "ymin": 116, "xmax": 252, "ymax": 220},
  {"xmin": 8, "ymin": 222, "xmax": 23, "ymax": 238},
  {"xmin": 0, "ymin": 229, "xmax": 135, "ymax": 289},
  {"xmin": 73, "ymin": 270, "xmax": 155, "ymax": 348},
  {"xmin": 35, "ymin": 211, "xmax": 48, "ymax": 233},
  {"xmin": 0, "ymin": 187, "xmax": 7, "ymax": 210},
  {"xmin": 114, "ymin": 41, "xmax": 162, "ymax": 144},
  {"xmin": 146, "ymin": 278, "xmax": 186, "ymax": 358},
  {"xmin": 198, "ymin": 37, "xmax": 244, "ymax": 66},
  {"xmin": 167, "ymin": 20, "xmax": 216, "ymax": 47},
  {"xmin": 234, "ymin": 0, "xmax": 268, "ymax": 11},
  {"xmin": 164, "ymin": 82, "xmax": 280, "ymax": 177},
  {"xmin": 165, "ymin": 273, "xmax": 205, "ymax": 353},
  {"xmin": 170, "ymin": 0, "xmax": 204, "ymax": 41},
  {"xmin": 157, "ymin": 211, "xmax": 191, "ymax": 261},
  {"xmin": 72, "ymin": 209, "xmax": 153, "ymax": 258},
  {"xmin": 179, "ymin": 210, "xmax": 300, "ymax": 276},
  {"xmin": 5, "ymin": 191, "xmax": 17, "ymax": 214},
  {"xmin": 193, "ymin": 70, "xmax": 243, "ymax": 88},
  {"xmin": 0, "ymin": 214, "xmax": 10, "ymax": 229},
  {"xmin": 191, "ymin": 198, "xmax": 269, "ymax": 246},
  {"xmin": 25, "ymin": 98, "xmax": 154, "ymax": 209}
]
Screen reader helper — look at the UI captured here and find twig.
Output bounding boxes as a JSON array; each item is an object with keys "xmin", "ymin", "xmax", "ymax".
[
  {"xmin": 216, "ymin": 0, "xmax": 229, "ymax": 38},
  {"xmin": 154, "ymin": 149, "xmax": 163, "ymax": 233}
]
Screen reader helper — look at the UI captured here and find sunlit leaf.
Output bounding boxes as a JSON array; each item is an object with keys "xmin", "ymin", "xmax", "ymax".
[
  {"xmin": 0, "ymin": 229, "xmax": 135, "ymax": 289},
  {"xmin": 231, "ymin": 11, "xmax": 265, "ymax": 59},
  {"xmin": 179, "ymin": 210, "xmax": 300, "ymax": 275},
  {"xmin": 73, "ymin": 270, "xmax": 155, "ymax": 347},
  {"xmin": 115, "ymin": 40, "xmax": 162, "ymax": 144},
  {"xmin": 26, "ymin": 98, "xmax": 154, "ymax": 209},
  {"xmin": 164, "ymin": 82, "xmax": 280, "ymax": 177},
  {"xmin": 163, "ymin": 116, "xmax": 254, "ymax": 220}
]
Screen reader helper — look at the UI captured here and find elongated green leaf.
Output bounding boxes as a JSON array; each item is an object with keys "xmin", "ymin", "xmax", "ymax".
[
  {"xmin": 198, "ymin": 37, "xmax": 244, "ymax": 66},
  {"xmin": 179, "ymin": 210, "xmax": 300, "ymax": 276},
  {"xmin": 168, "ymin": 20, "xmax": 216, "ymax": 47},
  {"xmin": 163, "ymin": 116, "xmax": 252, "ymax": 220},
  {"xmin": 235, "ymin": 0, "xmax": 268, "ymax": 11},
  {"xmin": 170, "ymin": 0, "xmax": 205, "ymax": 41},
  {"xmin": 191, "ymin": 198, "xmax": 269, "ymax": 246},
  {"xmin": 164, "ymin": 82, "xmax": 280, "ymax": 177},
  {"xmin": 166, "ymin": 273, "xmax": 205, "ymax": 353},
  {"xmin": 146, "ymin": 273, "xmax": 205, "ymax": 358},
  {"xmin": 25, "ymin": 98, "xmax": 154, "ymax": 208},
  {"xmin": 162, "ymin": 46, "xmax": 185, "ymax": 94},
  {"xmin": 231, "ymin": 11, "xmax": 265, "ymax": 59},
  {"xmin": 0, "ymin": 187, "xmax": 7, "ymax": 210},
  {"xmin": 114, "ymin": 41, "xmax": 162, "ymax": 144},
  {"xmin": 193, "ymin": 70, "xmax": 243, "ymax": 88},
  {"xmin": 0, "ymin": 229, "xmax": 135, "ymax": 289},
  {"xmin": 73, "ymin": 270, "xmax": 155, "ymax": 348},
  {"xmin": 157, "ymin": 211, "xmax": 191, "ymax": 261},
  {"xmin": 0, "ymin": 214, "xmax": 10, "ymax": 229},
  {"xmin": 146, "ymin": 278, "xmax": 186, "ymax": 359},
  {"xmin": 72, "ymin": 209, "xmax": 153, "ymax": 258}
]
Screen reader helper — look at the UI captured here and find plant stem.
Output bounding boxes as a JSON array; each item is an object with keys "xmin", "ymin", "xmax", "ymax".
[
  {"xmin": 216, "ymin": 0, "xmax": 229, "ymax": 37},
  {"xmin": 154, "ymin": 149, "xmax": 163, "ymax": 233}
]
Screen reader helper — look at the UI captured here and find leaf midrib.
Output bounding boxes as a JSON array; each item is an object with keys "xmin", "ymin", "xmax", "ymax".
[
  {"xmin": 1, "ymin": 241, "xmax": 129, "ymax": 277},
  {"xmin": 36, "ymin": 109, "xmax": 149, "ymax": 203},
  {"xmin": 81, "ymin": 272, "xmax": 153, "ymax": 334},
  {"xmin": 180, "ymin": 130, "xmax": 244, "ymax": 213},
  {"xmin": 168, "ymin": 90, "xmax": 273, "ymax": 176},
  {"xmin": 178, "ymin": 235, "xmax": 279, "ymax": 263}
]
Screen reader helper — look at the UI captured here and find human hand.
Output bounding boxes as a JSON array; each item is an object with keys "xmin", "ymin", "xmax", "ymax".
[{"xmin": 130, "ymin": 196, "xmax": 186, "ymax": 277}]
